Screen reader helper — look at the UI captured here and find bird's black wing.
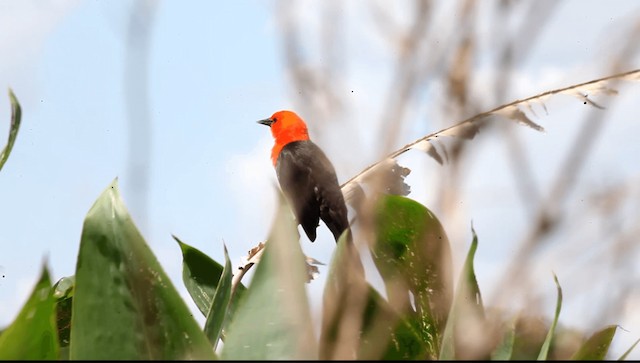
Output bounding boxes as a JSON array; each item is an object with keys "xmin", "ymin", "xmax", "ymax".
[{"xmin": 276, "ymin": 140, "xmax": 348, "ymax": 242}]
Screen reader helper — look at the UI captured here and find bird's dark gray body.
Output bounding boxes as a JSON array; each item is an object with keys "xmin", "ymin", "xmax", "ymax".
[{"xmin": 276, "ymin": 140, "xmax": 349, "ymax": 242}]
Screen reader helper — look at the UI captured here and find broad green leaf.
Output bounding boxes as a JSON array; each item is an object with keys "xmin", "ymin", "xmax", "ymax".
[
  {"xmin": 380, "ymin": 312, "xmax": 428, "ymax": 360},
  {"xmin": 221, "ymin": 196, "xmax": 316, "ymax": 360},
  {"xmin": 440, "ymin": 226, "xmax": 484, "ymax": 360},
  {"xmin": 321, "ymin": 229, "xmax": 427, "ymax": 360},
  {"xmin": 70, "ymin": 179, "xmax": 214, "ymax": 360},
  {"xmin": 619, "ymin": 337, "xmax": 640, "ymax": 360},
  {"xmin": 0, "ymin": 265, "xmax": 58, "ymax": 360},
  {"xmin": 174, "ymin": 235, "xmax": 222, "ymax": 316},
  {"xmin": 203, "ymin": 244, "xmax": 233, "ymax": 351},
  {"xmin": 52, "ymin": 276, "xmax": 75, "ymax": 360},
  {"xmin": 570, "ymin": 325, "xmax": 616, "ymax": 360},
  {"xmin": 537, "ymin": 273, "xmax": 563, "ymax": 360},
  {"xmin": 373, "ymin": 195, "xmax": 453, "ymax": 357},
  {"xmin": 173, "ymin": 235, "xmax": 246, "ymax": 318},
  {"xmin": 358, "ymin": 286, "xmax": 428, "ymax": 360},
  {"xmin": 491, "ymin": 317, "xmax": 517, "ymax": 360},
  {"xmin": 0, "ymin": 89, "xmax": 21, "ymax": 172}
]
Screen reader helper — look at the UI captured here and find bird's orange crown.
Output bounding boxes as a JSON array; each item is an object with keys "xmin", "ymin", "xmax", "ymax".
[{"xmin": 262, "ymin": 110, "xmax": 310, "ymax": 165}]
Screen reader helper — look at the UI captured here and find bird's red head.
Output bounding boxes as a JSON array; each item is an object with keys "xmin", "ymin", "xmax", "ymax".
[{"xmin": 258, "ymin": 110, "xmax": 310, "ymax": 165}]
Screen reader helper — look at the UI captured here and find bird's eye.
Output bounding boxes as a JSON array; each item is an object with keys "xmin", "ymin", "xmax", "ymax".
[{"xmin": 272, "ymin": 117, "xmax": 278, "ymax": 123}]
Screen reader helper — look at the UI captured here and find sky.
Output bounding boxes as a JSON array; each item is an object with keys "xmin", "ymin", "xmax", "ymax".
[{"xmin": 1, "ymin": 0, "xmax": 640, "ymax": 359}]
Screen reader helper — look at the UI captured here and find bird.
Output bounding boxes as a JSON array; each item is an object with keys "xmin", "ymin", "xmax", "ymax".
[{"xmin": 258, "ymin": 110, "xmax": 349, "ymax": 243}]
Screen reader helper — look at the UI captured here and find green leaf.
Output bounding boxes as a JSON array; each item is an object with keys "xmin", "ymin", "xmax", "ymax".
[
  {"xmin": 0, "ymin": 89, "xmax": 21, "ymax": 172},
  {"xmin": 203, "ymin": 244, "xmax": 233, "ymax": 351},
  {"xmin": 173, "ymin": 235, "xmax": 246, "ymax": 343},
  {"xmin": 173, "ymin": 235, "xmax": 245, "ymax": 318},
  {"xmin": 491, "ymin": 317, "xmax": 517, "ymax": 360},
  {"xmin": 358, "ymin": 286, "xmax": 429, "ymax": 360},
  {"xmin": 319, "ymin": 229, "xmax": 368, "ymax": 359},
  {"xmin": 570, "ymin": 325, "xmax": 616, "ymax": 360},
  {"xmin": 380, "ymin": 312, "xmax": 428, "ymax": 360},
  {"xmin": 175, "ymin": 235, "xmax": 221, "ymax": 316},
  {"xmin": 52, "ymin": 276, "xmax": 75, "ymax": 360},
  {"xmin": 439, "ymin": 225, "xmax": 484, "ymax": 360},
  {"xmin": 372, "ymin": 195, "xmax": 453, "ymax": 358},
  {"xmin": 0, "ymin": 265, "xmax": 58, "ymax": 360},
  {"xmin": 221, "ymin": 195, "xmax": 317, "ymax": 360},
  {"xmin": 537, "ymin": 273, "xmax": 563, "ymax": 360},
  {"xmin": 70, "ymin": 179, "xmax": 214, "ymax": 360},
  {"xmin": 619, "ymin": 337, "xmax": 640, "ymax": 361}
]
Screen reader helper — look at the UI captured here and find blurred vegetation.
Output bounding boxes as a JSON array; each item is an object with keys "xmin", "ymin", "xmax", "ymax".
[
  {"xmin": 1, "ymin": 91, "xmax": 637, "ymax": 357},
  {"xmin": 2, "ymin": 0, "xmax": 640, "ymax": 359}
]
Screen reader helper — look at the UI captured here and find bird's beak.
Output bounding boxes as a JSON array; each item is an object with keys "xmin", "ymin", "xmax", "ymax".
[{"xmin": 257, "ymin": 118, "xmax": 274, "ymax": 127}]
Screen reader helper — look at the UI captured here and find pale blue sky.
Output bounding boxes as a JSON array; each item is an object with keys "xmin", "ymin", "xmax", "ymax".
[
  {"xmin": 0, "ymin": 0, "xmax": 286, "ymax": 326},
  {"xmin": 1, "ymin": 0, "xmax": 640, "ymax": 359}
]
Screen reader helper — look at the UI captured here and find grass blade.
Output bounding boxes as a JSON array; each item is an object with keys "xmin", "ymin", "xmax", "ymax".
[
  {"xmin": 439, "ymin": 225, "xmax": 484, "ymax": 360},
  {"xmin": 618, "ymin": 337, "xmax": 640, "ymax": 361},
  {"xmin": 491, "ymin": 317, "xmax": 517, "ymax": 360},
  {"xmin": 570, "ymin": 325, "xmax": 616, "ymax": 360},
  {"xmin": 537, "ymin": 273, "xmax": 563, "ymax": 360}
]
